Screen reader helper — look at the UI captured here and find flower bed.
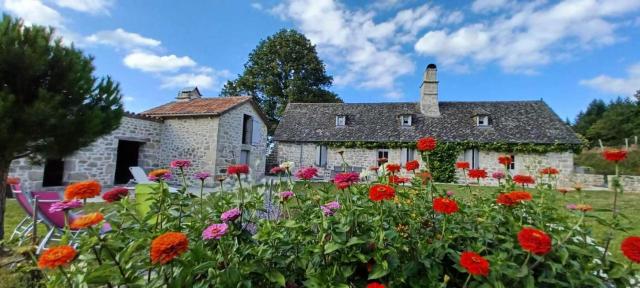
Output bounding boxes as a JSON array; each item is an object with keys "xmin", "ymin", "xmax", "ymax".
[{"xmin": 35, "ymin": 141, "xmax": 638, "ymax": 287}]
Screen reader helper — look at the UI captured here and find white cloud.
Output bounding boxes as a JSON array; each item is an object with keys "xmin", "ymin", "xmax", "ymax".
[
  {"xmin": 443, "ymin": 10, "xmax": 464, "ymax": 25},
  {"xmin": 272, "ymin": 0, "xmax": 447, "ymax": 98},
  {"xmin": 415, "ymin": 0, "xmax": 640, "ymax": 73},
  {"xmin": 123, "ymin": 52, "xmax": 196, "ymax": 73},
  {"xmin": 123, "ymin": 96, "xmax": 134, "ymax": 102},
  {"xmin": 86, "ymin": 28, "xmax": 161, "ymax": 50},
  {"xmin": 580, "ymin": 62, "xmax": 640, "ymax": 96},
  {"xmin": 51, "ymin": 0, "xmax": 113, "ymax": 14},
  {"xmin": 471, "ymin": 0, "xmax": 510, "ymax": 13},
  {"xmin": 160, "ymin": 68, "xmax": 232, "ymax": 90},
  {"xmin": 250, "ymin": 2, "xmax": 262, "ymax": 10},
  {"xmin": 3, "ymin": 0, "xmax": 64, "ymax": 27}
]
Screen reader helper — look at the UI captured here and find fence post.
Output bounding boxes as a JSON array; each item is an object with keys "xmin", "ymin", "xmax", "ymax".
[
  {"xmin": 598, "ymin": 139, "xmax": 604, "ymax": 151},
  {"xmin": 31, "ymin": 196, "xmax": 38, "ymax": 246},
  {"xmin": 625, "ymin": 138, "xmax": 629, "ymax": 149}
]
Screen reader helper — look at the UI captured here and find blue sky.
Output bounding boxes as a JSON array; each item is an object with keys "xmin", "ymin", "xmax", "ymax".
[{"xmin": 2, "ymin": 0, "xmax": 639, "ymax": 121}]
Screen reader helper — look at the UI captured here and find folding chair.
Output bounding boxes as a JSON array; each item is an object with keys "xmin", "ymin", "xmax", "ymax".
[
  {"xmin": 8, "ymin": 183, "xmax": 45, "ymax": 245},
  {"xmin": 31, "ymin": 191, "xmax": 83, "ymax": 254}
]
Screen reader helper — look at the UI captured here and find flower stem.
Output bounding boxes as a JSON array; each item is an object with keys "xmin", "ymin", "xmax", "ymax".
[{"xmin": 462, "ymin": 274, "xmax": 471, "ymax": 288}]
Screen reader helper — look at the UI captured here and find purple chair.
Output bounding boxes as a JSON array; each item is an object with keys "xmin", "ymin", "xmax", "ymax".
[
  {"xmin": 9, "ymin": 183, "xmax": 44, "ymax": 245},
  {"xmin": 31, "ymin": 191, "xmax": 83, "ymax": 253}
]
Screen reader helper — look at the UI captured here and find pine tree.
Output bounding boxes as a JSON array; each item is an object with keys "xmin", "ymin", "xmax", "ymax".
[{"xmin": 0, "ymin": 15, "xmax": 123, "ymax": 239}]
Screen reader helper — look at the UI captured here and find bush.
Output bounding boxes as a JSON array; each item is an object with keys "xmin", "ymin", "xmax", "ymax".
[
  {"xmin": 575, "ymin": 149, "xmax": 640, "ymax": 175},
  {"xmin": 36, "ymin": 141, "xmax": 639, "ymax": 287}
]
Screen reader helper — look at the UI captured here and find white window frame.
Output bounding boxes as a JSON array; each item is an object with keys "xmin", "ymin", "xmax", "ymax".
[
  {"xmin": 315, "ymin": 145, "xmax": 328, "ymax": 167},
  {"xmin": 400, "ymin": 148, "xmax": 415, "ymax": 165},
  {"xmin": 377, "ymin": 149, "xmax": 389, "ymax": 166},
  {"xmin": 400, "ymin": 115, "xmax": 412, "ymax": 126},
  {"xmin": 463, "ymin": 149, "xmax": 480, "ymax": 169},
  {"xmin": 509, "ymin": 155, "xmax": 515, "ymax": 170},
  {"xmin": 336, "ymin": 115, "xmax": 346, "ymax": 127},
  {"xmin": 240, "ymin": 149, "xmax": 250, "ymax": 165},
  {"xmin": 477, "ymin": 115, "xmax": 490, "ymax": 127}
]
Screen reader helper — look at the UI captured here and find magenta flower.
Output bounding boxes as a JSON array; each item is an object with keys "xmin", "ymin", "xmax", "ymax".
[
  {"xmin": 49, "ymin": 200, "xmax": 83, "ymax": 213},
  {"xmin": 334, "ymin": 172, "xmax": 360, "ymax": 185},
  {"xmin": 100, "ymin": 222, "xmax": 112, "ymax": 235},
  {"xmin": 446, "ymin": 190, "xmax": 455, "ymax": 197},
  {"xmin": 148, "ymin": 173, "xmax": 173, "ymax": 181},
  {"xmin": 170, "ymin": 160, "xmax": 192, "ymax": 169},
  {"xmin": 566, "ymin": 204, "xmax": 577, "ymax": 210},
  {"xmin": 194, "ymin": 171, "xmax": 211, "ymax": 181},
  {"xmin": 270, "ymin": 166, "xmax": 284, "ymax": 174},
  {"xmin": 279, "ymin": 191, "xmax": 294, "ymax": 201},
  {"xmin": 220, "ymin": 208, "xmax": 241, "ymax": 222},
  {"xmin": 295, "ymin": 167, "xmax": 318, "ymax": 180},
  {"xmin": 321, "ymin": 201, "xmax": 341, "ymax": 216},
  {"xmin": 202, "ymin": 223, "xmax": 228, "ymax": 240},
  {"xmin": 492, "ymin": 171, "xmax": 505, "ymax": 180}
]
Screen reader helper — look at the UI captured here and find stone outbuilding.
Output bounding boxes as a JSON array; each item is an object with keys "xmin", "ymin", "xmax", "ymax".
[
  {"xmin": 273, "ymin": 64, "xmax": 582, "ymax": 186},
  {"xmin": 10, "ymin": 87, "xmax": 268, "ymax": 191}
]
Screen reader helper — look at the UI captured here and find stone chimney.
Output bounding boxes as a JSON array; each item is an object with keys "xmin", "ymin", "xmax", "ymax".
[
  {"xmin": 420, "ymin": 64, "xmax": 440, "ymax": 117},
  {"xmin": 176, "ymin": 87, "xmax": 202, "ymax": 102}
]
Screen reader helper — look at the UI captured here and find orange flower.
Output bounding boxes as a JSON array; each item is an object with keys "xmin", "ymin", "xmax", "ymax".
[
  {"xmin": 70, "ymin": 212, "xmax": 104, "ymax": 229},
  {"xmin": 539, "ymin": 167, "xmax": 559, "ymax": 175},
  {"xmin": 405, "ymin": 160, "xmax": 419, "ymax": 171},
  {"xmin": 6, "ymin": 177, "xmax": 20, "ymax": 185},
  {"xmin": 148, "ymin": 169, "xmax": 171, "ymax": 179},
  {"xmin": 433, "ymin": 197, "xmax": 459, "ymax": 214},
  {"xmin": 150, "ymin": 232, "xmax": 189, "ymax": 265},
  {"xmin": 518, "ymin": 227, "xmax": 552, "ymax": 255},
  {"xmin": 621, "ymin": 236, "xmax": 640, "ymax": 263},
  {"xmin": 460, "ymin": 251, "xmax": 490, "ymax": 276},
  {"xmin": 498, "ymin": 155, "xmax": 512, "ymax": 166},
  {"xmin": 64, "ymin": 180, "xmax": 101, "ymax": 200},
  {"xmin": 602, "ymin": 149, "xmax": 627, "ymax": 163},
  {"xmin": 416, "ymin": 137, "xmax": 437, "ymax": 152},
  {"xmin": 557, "ymin": 188, "xmax": 570, "ymax": 195},
  {"xmin": 575, "ymin": 204, "xmax": 593, "ymax": 212},
  {"xmin": 38, "ymin": 245, "xmax": 77, "ymax": 269},
  {"xmin": 417, "ymin": 171, "xmax": 431, "ymax": 184}
]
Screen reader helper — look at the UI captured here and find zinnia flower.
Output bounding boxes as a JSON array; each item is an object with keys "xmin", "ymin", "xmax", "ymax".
[
  {"xmin": 492, "ymin": 171, "xmax": 505, "ymax": 180},
  {"xmin": 202, "ymin": 223, "xmax": 228, "ymax": 240},
  {"xmin": 417, "ymin": 171, "xmax": 431, "ymax": 184},
  {"xmin": 557, "ymin": 188, "xmax": 570, "ymax": 195},
  {"xmin": 446, "ymin": 190, "xmax": 455, "ymax": 197},
  {"xmin": 334, "ymin": 172, "xmax": 360, "ymax": 185},
  {"xmin": 6, "ymin": 177, "xmax": 20, "ymax": 185},
  {"xmin": 518, "ymin": 227, "xmax": 552, "ymax": 255},
  {"xmin": 369, "ymin": 166, "xmax": 379, "ymax": 171},
  {"xmin": 377, "ymin": 158, "xmax": 388, "ymax": 164},
  {"xmin": 170, "ymin": 160, "xmax": 191, "ymax": 169},
  {"xmin": 416, "ymin": 137, "xmax": 437, "ymax": 152},
  {"xmin": 228, "ymin": 164, "xmax": 250, "ymax": 175},
  {"xmin": 389, "ymin": 175, "xmax": 410, "ymax": 184},
  {"xmin": 38, "ymin": 245, "xmax": 77, "ymax": 269},
  {"xmin": 621, "ymin": 236, "xmax": 640, "ymax": 263},
  {"xmin": 321, "ymin": 201, "xmax": 341, "ymax": 216},
  {"xmin": 496, "ymin": 191, "xmax": 532, "ymax": 206},
  {"xmin": 150, "ymin": 232, "xmax": 189, "ymax": 264},
  {"xmin": 498, "ymin": 155, "xmax": 512, "ymax": 166},
  {"xmin": 602, "ymin": 149, "xmax": 627, "ymax": 163},
  {"xmin": 148, "ymin": 169, "xmax": 172, "ymax": 181},
  {"xmin": 513, "ymin": 175, "xmax": 535, "ymax": 186},
  {"xmin": 194, "ymin": 171, "xmax": 211, "ymax": 181},
  {"xmin": 385, "ymin": 163, "xmax": 401, "ymax": 174},
  {"xmin": 279, "ymin": 161, "xmax": 294, "ymax": 171},
  {"xmin": 336, "ymin": 181, "xmax": 350, "ymax": 190},
  {"xmin": 433, "ymin": 197, "xmax": 459, "ymax": 214},
  {"xmin": 220, "ymin": 208, "xmax": 241, "ymax": 222},
  {"xmin": 64, "ymin": 180, "xmax": 101, "ymax": 200},
  {"xmin": 270, "ymin": 166, "xmax": 284, "ymax": 174},
  {"xmin": 102, "ymin": 187, "xmax": 129, "ymax": 203},
  {"xmin": 539, "ymin": 167, "xmax": 559, "ymax": 175},
  {"xmin": 49, "ymin": 200, "xmax": 83, "ymax": 213},
  {"xmin": 455, "ymin": 162, "xmax": 470, "ymax": 170},
  {"xmin": 279, "ymin": 191, "xmax": 294, "ymax": 201},
  {"xmin": 70, "ymin": 212, "xmax": 104, "ymax": 229},
  {"xmin": 295, "ymin": 167, "xmax": 318, "ymax": 180},
  {"xmin": 467, "ymin": 169, "xmax": 488, "ymax": 180},
  {"xmin": 369, "ymin": 184, "xmax": 395, "ymax": 201},
  {"xmin": 367, "ymin": 282, "xmax": 385, "ymax": 288},
  {"xmin": 405, "ymin": 160, "xmax": 419, "ymax": 171},
  {"xmin": 460, "ymin": 251, "xmax": 490, "ymax": 277},
  {"xmin": 566, "ymin": 203, "xmax": 592, "ymax": 212}
]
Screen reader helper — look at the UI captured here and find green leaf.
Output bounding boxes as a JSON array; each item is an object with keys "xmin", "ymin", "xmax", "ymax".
[
  {"xmin": 84, "ymin": 265, "xmax": 118, "ymax": 284},
  {"xmin": 346, "ymin": 237, "xmax": 365, "ymax": 247},
  {"xmin": 368, "ymin": 263, "xmax": 389, "ymax": 280},
  {"xmin": 265, "ymin": 270, "xmax": 286, "ymax": 287},
  {"xmin": 324, "ymin": 242, "xmax": 343, "ymax": 254}
]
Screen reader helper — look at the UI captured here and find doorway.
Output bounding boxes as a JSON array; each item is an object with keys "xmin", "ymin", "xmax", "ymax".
[{"xmin": 114, "ymin": 140, "xmax": 141, "ymax": 184}]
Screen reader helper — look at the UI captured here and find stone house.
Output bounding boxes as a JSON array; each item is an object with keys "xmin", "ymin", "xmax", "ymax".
[
  {"xmin": 273, "ymin": 64, "xmax": 582, "ymax": 185},
  {"xmin": 10, "ymin": 87, "xmax": 268, "ymax": 191}
]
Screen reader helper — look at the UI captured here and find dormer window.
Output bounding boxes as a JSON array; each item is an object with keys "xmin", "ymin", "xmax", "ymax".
[
  {"xmin": 400, "ymin": 115, "xmax": 412, "ymax": 126},
  {"xmin": 336, "ymin": 115, "xmax": 346, "ymax": 127},
  {"xmin": 477, "ymin": 115, "xmax": 490, "ymax": 127}
]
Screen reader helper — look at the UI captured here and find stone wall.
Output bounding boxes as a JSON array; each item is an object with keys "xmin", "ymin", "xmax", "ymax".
[
  {"xmin": 158, "ymin": 117, "xmax": 219, "ymax": 177},
  {"xmin": 608, "ymin": 175, "xmax": 640, "ymax": 192},
  {"xmin": 9, "ymin": 115, "xmax": 162, "ymax": 192},
  {"xmin": 571, "ymin": 173, "xmax": 606, "ymax": 188}
]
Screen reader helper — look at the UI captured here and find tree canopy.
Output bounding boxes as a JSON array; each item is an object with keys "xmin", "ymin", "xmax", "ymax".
[
  {"xmin": 0, "ymin": 15, "xmax": 123, "ymax": 239},
  {"xmin": 573, "ymin": 97, "xmax": 640, "ymax": 146},
  {"xmin": 220, "ymin": 29, "xmax": 341, "ymax": 128}
]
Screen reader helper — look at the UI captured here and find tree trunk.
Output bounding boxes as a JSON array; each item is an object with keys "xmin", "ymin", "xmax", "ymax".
[{"xmin": 0, "ymin": 161, "xmax": 10, "ymax": 240}]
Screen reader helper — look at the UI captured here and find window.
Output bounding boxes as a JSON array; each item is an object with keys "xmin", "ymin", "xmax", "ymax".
[
  {"xmin": 377, "ymin": 149, "xmax": 389, "ymax": 166},
  {"xmin": 240, "ymin": 150, "xmax": 250, "ymax": 165},
  {"xmin": 400, "ymin": 148, "xmax": 415, "ymax": 165},
  {"xmin": 509, "ymin": 155, "xmax": 515, "ymax": 170},
  {"xmin": 400, "ymin": 115, "xmax": 412, "ymax": 126},
  {"xmin": 43, "ymin": 158, "xmax": 64, "ymax": 187},
  {"xmin": 242, "ymin": 115, "xmax": 253, "ymax": 144},
  {"xmin": 336, "ymin": 115, "xmax": 346, "ymax": 127},
  {"xmin": 477, "ymin": 115, "xmax": 490, "ymax": 127},
  {"xmin": 463, "ymin": 149, "xmax": 480, "ymax": 169},
  {"xmin": 315, "ymin": 145, "xmax": 328, "ymax": 167}
]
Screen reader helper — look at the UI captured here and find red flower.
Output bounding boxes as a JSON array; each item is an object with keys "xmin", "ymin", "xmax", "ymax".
[
  {"xmin": 336, "ymin": 181, "xmax": 351, "ymax": 190},
  {"xmin": 389, "ymin": 175, "xmax": 410, "ymax": 184},
  {"xmin": 513, "ymin": 175, "xmax": 535, "ymax": 185},
  {"xmin": 334, "ymin": 172, "xmax": 360, "ymax": 185},
  {"xmin": 369, "ymin": 184, "xmax": 395, "ymax": 201},
  {"xmin": 227, "ymin": 164, "xmax": 250, "ymax": 175},
  {"xmin": 295, "ymin": 167, "xmax": 318, "ymax": 180},
  {"xmin": 498, "ymin": 155, "xmax": 512, "ymax": 166},
  {"xmin": 539, "ymin": 167, "xmax": 559, "ymax": 175},
  {"xmin": 467, "ymin": 169, "xmax": 487, "ymax": 180},
  {"xmin": 621, "ymin": 236, "xmax": 640, "ymax": 263},
  {"xmin": 518, "ymin": 227, "xmax": 552, "ymax": 255},
  {"xmin": 602, "ymin": 149, "xmax": 627, "ymax": 163},
  {"xmin": 460, "ymin": 251, "xmax": 490, "ymax": 276},
  {"xmin": 496, "ymin": 191, "xmax": 532, "ymax": 206},
  {"xmin": 405, "ymin": 160, "xmax": 419, "ymax": 171},
  {"xmin": 367, "ymin": 282, "xmax": 385, "ymax": 288},
  {"xmin": 433, "ymin": 197, "xmax": 459, "ymax": 214},
  {"xmin": 385, "ymin": 163, "xmax": 401, "ymax": 173},
  {"xmin": 150, "ymin": 232, "xmax": 189, "ymax": 265},
  {"xmin": 102, "ymin": 187, "xmax": 129, "ymax": 203},
  {"xmin": 369, "ymin": 166, "xmax": 379, "ymax": 171},
  {"xmin": 378, "ymin": 157, "xmax": 388, "ymax": 164},
  {"xmin": 416, "ymin": 137, "xmax": 437, "ymax": 152},
  {"xmin": 455, "ymin": 161, "xmax": 470, "ymax": 170}
]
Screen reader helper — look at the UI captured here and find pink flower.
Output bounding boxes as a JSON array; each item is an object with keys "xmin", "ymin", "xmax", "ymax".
[
  {"xmin": 170, "ymin": 160, "xmax": 192, "ymax": 169},
  {"xmin": 149, "ymin": 173, "xmax": 173, "ymax": 181},
  {"xmin": 321, "ymin": 201, "xmax": 340, "ymax": 216},
  {"xmin": 295, "ymin": 167, "xmax": 318, "ymax": 180},
  {"xmin": 220, "ymin": 208, "xmax": 241, "ymax": 222},
  {"xmin": 49, "ymin": 200, "xmax": 83, "ymax": 213},
  {"xmin": 492, "ymin": 171, "xmax": 505, "ymax": 180},
  {"xmin": 202, "ymin": 223, "xmax": 228, "ymax": 240},
  {"xmin": 270, "ymin": 166, "xmax": 284, "ymax": 174},
  {"xmin": 279, "ymin": 191, "xmax": 294, "ymax": 201},
  {"xmin": 446, "ymin": 190, "xmax": 455, "ymax": 197},
  {"xmin": 194, "ymin": 171, "xmax": 211, "ymax": 181},
  {"xmin": 334, "ymin": 172, "xmax": 360, "ymax": 184},
  {"xmin": 566, "ymin": 204, "xmax": 577, "ymax": 210}
]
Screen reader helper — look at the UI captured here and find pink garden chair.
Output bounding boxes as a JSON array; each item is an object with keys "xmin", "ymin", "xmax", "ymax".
[
  {"xmin": 8, "ymin": 183, "xmax": 45, "ymax": 245},
  {"xmin": 31, "ymin": 191, "xmax": 83, "ymax": 254}
]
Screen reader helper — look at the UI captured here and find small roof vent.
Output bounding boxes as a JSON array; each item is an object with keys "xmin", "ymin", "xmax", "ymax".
[{"xmin": 176, "ymin": 87, "xmax": 202, "ymax": 102}]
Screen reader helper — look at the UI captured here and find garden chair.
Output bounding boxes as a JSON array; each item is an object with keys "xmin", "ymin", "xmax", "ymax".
[
  {"xmin": 129, "ymin": 166, "xmax": 178, "ymax": 192},
  {"xmin": 8, "ymin": 183, "xmax": 44, "ymax": 245},
  {"xmin": 31, "ymin": 191, "xmax": 83, "ymax": 254}
]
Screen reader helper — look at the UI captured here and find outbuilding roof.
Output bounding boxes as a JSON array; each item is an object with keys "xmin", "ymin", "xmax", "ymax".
[{"xmin": 141, "ymin": 96, "xmax": 268, "ymax": 124}]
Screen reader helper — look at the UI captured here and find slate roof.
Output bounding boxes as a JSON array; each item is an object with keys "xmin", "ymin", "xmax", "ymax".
[
  {"xmin": 142, "ymin": 96, "xmax": 256, "ymax": 118},
  {"xmin": 273, "ymin": 101, "xmax": 581, "ymax": 144}
]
